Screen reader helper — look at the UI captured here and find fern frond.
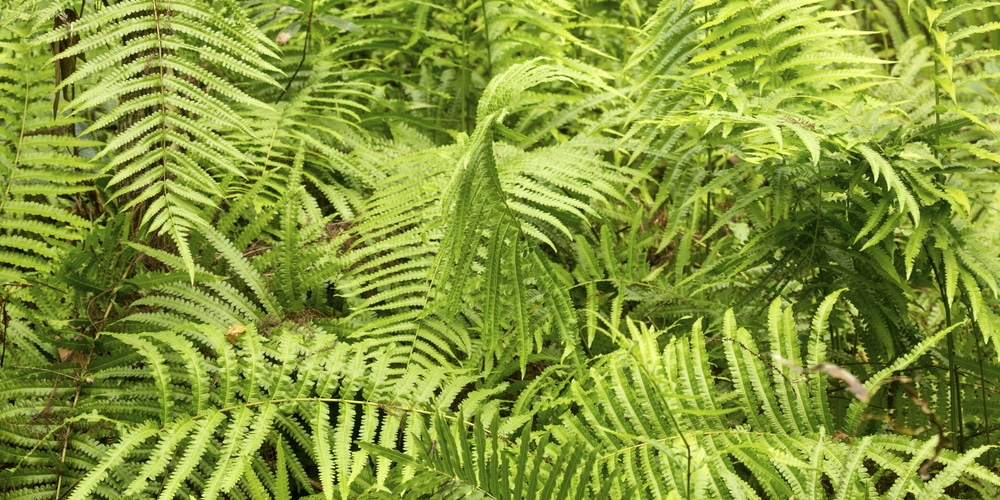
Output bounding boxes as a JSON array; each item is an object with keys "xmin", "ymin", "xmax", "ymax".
[
  {"xmin": 65, "ymin": 422, "xmax": 159, "ymax": 500},
  {"xmin": 845, "ymin": 322, "xmax": 962, "ymax": 434},
  {"xmin": 38, "ymin": 0, "xmax": 280, "ymax": 280}
]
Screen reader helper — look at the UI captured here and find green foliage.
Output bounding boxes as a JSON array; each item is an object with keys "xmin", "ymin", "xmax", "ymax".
[{"xmin": 2, "ymin": 0, "xmax": 1000, "ymax": 498}]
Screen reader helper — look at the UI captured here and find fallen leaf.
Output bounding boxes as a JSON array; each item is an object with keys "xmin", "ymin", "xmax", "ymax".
[{"xmin": 226, "ymin": 324, "xmax": 246, "ymax": 344}]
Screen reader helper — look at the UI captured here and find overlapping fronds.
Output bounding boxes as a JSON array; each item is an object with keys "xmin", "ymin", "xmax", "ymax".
[
  {"xmin": 2, "ymin": 1, "xmax": 1000, "ymax": 498},
  {"xmin": 0, "ymin": 322, "xmax": 469, "ymax": 500},
  {"xmin": 37, "ymin": 0, "xmax": 281, "ymax": 279},
  {"xmin": 365, "ymin": 412, "xmax": 623, "ymax": 498},
  {"xmin": 0, "ymin": 6, "xmax": 96, "ymax": 368},
  {"xmin": 555, "ymin": 295, "xmax": 1000, "ymax": 498},
  {"xmin": 333, "ymin": 59, "xmax": 624, "ymax": 375}
]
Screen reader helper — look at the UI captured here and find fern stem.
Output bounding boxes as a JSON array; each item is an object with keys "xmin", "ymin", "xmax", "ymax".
[
  {"xmin": 960, "ymin": 290, "xmax": 993, "ymax": 464},
  {"xmin": 933, "ymin": 60, "xmax": 941, "ymax": 160},
  {"xmin": 276, "ymin": 0, "xmax": 314, "ymax": 104},
  {"xmin": 0, "ymin": 50, "xmax": 31, "ymax": 211},
  {"xmin": 55, "ymin": 377, "xmax": 84, "ymax": 499},
  {"xmin": 459, "ymin": 0, "xmax": 470, "ymax": 133},
  {"xmin": 480, "ymin": 0, "xmax": 492, "ymax": 79},
  {"xmin": 644, "ymin": 363, "xmax": 691, "ymax": 499},
  {"xmin": 972, "ymin": 317, "xmax": 992, "ymax": 465},
  {"xmin": 925, "ymin": 242, "xmax": 965, "ymax": 452},
  {"xmin": 746, "ymin": 1, "xmax": 780, "ymax": 93},
  {"xmin": 944, "ymin": 320, "xmax": 964, "ymax": 453},
  {"xmin": 0, "ymin": 290, "xmax": 7, "ymax": 367},
  {"xmin": 151, "ymin": 0, "xmax": 169, "ymax": 221},
  {"xmin": 704, "ymin": 147, "xmax": 712, "ymax": 239}
]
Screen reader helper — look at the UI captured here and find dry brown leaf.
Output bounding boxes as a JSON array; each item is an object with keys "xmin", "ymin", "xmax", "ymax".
[
  {"xmin": 226, "ymin": 324, "xmax": 246, "ymax": 344},
  {"xmin": 58, "ymin": 347, "xmax": 74, "ymax": 362}
]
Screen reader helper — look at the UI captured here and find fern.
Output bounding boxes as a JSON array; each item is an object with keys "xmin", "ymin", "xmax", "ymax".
[
  {"xmin": 3, "ymin": 1, "xmax": 1000, "ymax": 499},
  {"xmin": 553, "ymin": 295, "xmax": 1000, "ymax": 498},
  {"xmin": 0, "ymin": 7, "xmax": 95, "ymax": 368},
  {"xmin": 37, "ymin": 0, "xmax": 281, "ymax": 280}
]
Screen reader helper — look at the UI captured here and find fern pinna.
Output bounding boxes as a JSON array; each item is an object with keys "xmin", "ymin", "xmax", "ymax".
[{"xmin": 3, "ymin": 0, "xmax": 1000, "ymax": 498}]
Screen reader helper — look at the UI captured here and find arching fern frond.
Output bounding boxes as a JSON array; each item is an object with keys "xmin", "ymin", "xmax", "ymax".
[
  {"xmin": 0, "ymin": 6, "xmax": 96, "ymax": 368},
  {"xmin": 333, "ymin": 59, "xmax": 624, "ymax": 376},
  {"xmin": 38, "ymin": 0, "xmax": 281, "ymax": 280}
]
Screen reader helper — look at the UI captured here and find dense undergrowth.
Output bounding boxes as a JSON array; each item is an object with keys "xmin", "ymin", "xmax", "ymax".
[{"xmin": 2, "ymin": 0, "xmax": 1000, "ymax": 498}]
